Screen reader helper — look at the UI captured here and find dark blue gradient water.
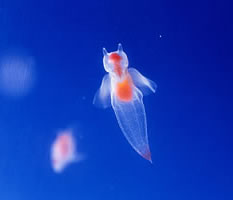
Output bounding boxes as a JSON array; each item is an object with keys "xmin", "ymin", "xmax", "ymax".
[{"xmin": 0, "ymin": 0, "xmax": 232, "ymax": 199}]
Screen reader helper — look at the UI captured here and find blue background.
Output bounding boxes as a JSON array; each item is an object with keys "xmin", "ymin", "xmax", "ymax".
[{"xmin": 0, "ymin": 0, "xmax": 232, "ymax": 199}]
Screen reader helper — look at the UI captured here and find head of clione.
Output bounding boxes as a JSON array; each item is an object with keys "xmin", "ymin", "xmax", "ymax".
[{"xmin": 102, "ymin": 43, "xmax": 129, "ymax": 77}]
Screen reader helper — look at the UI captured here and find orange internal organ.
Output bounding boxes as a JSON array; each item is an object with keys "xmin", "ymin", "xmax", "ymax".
[
  {"xmin": 116, "ymin": 76, "xmax": 133, "ymax": 102},
  {"xmin": 109, "ymin": 53, "xmax": 122, "ymax": 77},
  {"xmin": 58, "ymin": 134, "xmax": 71, "ymax": 157},
  {"xmin": 109, "ymin": 53, "xmax": 121, "ymax": 62}
]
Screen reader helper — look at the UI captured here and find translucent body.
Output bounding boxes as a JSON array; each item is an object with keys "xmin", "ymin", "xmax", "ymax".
[
  {"xmin": 94, "ymin": 44, "xmax": 157, "ymax": 161},
  {"xmin": 51, "ymin": 130, "xmax": 77, "ymax": 173}
]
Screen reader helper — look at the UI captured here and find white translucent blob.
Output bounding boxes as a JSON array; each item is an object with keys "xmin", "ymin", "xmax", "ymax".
[
  {"xmin": 51, "ymin": 130, "xmax": 81, "ymax": 173},
  {"xmin": 0, "ymin": 53, "xmax": 35, "ymax": 98}
]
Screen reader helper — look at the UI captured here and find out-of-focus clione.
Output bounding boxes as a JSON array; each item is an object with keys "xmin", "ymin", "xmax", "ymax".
[
  {"xmin": 93, "ymin": 44, "xmax": 157, "ymax": 162},
  {"xmin": 51, "ymin": 130, "xmax": 81, "ymax": 173},
  {"xmin": 0, "ymin": 49, "xmax": 36, "ymax": 98}
]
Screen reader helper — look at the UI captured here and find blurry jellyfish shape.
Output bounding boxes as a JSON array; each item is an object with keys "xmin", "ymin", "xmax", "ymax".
[
  {"xmin": 0, "ymin": 53, "xmax": 35, "ymax": 97},
  {"xmin": 51, "ymin": 131, "xmax": 80, "ymax": 173}
]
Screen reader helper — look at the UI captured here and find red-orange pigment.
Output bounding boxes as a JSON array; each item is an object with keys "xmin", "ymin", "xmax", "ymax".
[
  {"xmin": 142, "ymin": 149, "xmax": 152, "ymax": 162},
  {"xmin": 59, "ymin": 134, "xmax": 70, "ymax": 156},
  {"xmin": 116, "ymin": 76, "xmax": 133, "ymax": 102},
  {"xmin": 109, "ymin": 53, "xmax": 121, "ymax": 62},
  {"xmin": 109, "ymin": 53, "xmax": 122, "ymax": 77}
]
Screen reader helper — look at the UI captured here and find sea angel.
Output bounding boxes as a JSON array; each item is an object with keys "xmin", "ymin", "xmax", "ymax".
[
  {"xmin": 51, "ymin": 130, "xmax": 78, "ymax": 173},
  {"xmin": 93, "ymin": 44, "xmax": 157, "ymax": 162}
]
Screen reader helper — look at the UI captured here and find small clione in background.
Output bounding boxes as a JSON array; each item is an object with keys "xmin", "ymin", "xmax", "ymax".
[
  {"xmin": 94, "ymin": 44, "xmax": 157, "ymax": 162},
  {"xmin": 51, "ymin": 130, "xmax": 82, "ymax": 173},
  {"xmin": 0, "ymin": 50, "xmax": 36, "ymax": 98}
]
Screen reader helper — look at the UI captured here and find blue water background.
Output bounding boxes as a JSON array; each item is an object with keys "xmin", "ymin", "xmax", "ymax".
[{"xmin": 0, "ymin": 0, "xmax": 232, "ymax": 199}]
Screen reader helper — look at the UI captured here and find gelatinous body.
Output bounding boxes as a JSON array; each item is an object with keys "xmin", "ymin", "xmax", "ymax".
[
  {"xmin": 94, "ymin": 44, "xmax": 157, "ymax": 162},
  {"xmin": 51, "ymin": 130, "xmax": 77, "ymax": 173}
]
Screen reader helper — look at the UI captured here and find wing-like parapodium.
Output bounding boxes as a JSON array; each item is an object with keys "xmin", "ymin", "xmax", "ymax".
[
  {"xmin": 111, "ymin": 86, "xmax": 152, "ymax": 161},
  {"xmin": 128, "ymin": 68, "xmax": 157, "ymax": 95},
  {"xmin": 93, "ymin": 74, "xmax": 111, "ymax": 109}
]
